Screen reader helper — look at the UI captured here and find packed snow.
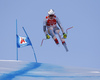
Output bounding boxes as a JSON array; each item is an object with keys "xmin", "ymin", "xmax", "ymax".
[{"xmin": 0, "ymin": 60, "xmax": 100, "ymax": 80}]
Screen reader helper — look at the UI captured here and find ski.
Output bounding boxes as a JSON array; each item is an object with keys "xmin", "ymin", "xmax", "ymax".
[{"xmin": 62, "ymin": 42, "xmax": 68, "ymax": 52}]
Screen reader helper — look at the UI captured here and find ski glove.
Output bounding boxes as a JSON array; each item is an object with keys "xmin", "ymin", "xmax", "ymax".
[
  {"xmin": 63, "ymin": 33, "xmax": 67, "ymax": 39},
  {"xmin": 46, "ymin": 34, "xmax": 50, "ymax": 39}
]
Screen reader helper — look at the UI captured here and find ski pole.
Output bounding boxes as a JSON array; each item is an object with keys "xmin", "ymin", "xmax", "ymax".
[
  {"xmin": 40, "ymin": 38, "xmax": 47, "ymax": 46},
  {"xmin": 66, "ymin": 26, "xmax": 74, "ymax": 34}
]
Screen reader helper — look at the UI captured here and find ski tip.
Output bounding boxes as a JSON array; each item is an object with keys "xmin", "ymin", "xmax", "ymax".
[
  {"xmin": 66, "ymin": 50, "xmax": 68, "ymax": 52},
  {"xmin": 65, "ymin": 49, "xmax": 68, "ymax": 52}
]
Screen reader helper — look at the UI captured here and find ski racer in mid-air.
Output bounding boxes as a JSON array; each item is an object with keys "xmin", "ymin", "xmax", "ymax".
[{"xmin": 43, "ymin": 9, "xmax": 68, "ymax": 51}]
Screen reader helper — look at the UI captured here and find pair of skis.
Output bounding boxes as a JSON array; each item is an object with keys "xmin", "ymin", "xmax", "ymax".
[{"xmin": 41, "ymin": 26, "xmax": 74, "ymax": 52}]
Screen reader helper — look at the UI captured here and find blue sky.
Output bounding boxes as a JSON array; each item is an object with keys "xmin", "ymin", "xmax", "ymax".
[{"xmin": 0, "ymin": 0, "xmax": 100, "ymax": 69}]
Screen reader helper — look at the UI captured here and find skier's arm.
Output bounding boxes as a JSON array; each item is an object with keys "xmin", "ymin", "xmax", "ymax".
[
  {"xmin": 58, "ymin": 23, "xmax": 64, "ymax": 34},
  {"xmin": 43, "ymin": 18, "xmax": 47, "ymax": 35},
  {"xmin": 56, "ymin": 17, "xmax": 65, "ymax": 34},
  {"xmin": 56, "ymin": 17, "xmax": 67, "ymax": 38},
  {"xmin": 43, "ymin": 26, "xmax": 47, "ymax": 35},
  {"xmin": 43, "ymin": 19, "xmax": 50, "ymax": 39}
]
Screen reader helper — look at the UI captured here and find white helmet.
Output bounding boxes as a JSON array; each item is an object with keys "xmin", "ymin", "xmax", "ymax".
[{"xmin": 48, "ymin": 9, "xmax": 55, "ymax": 15}]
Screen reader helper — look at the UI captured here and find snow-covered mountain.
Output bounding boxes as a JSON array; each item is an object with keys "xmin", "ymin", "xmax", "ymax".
[{"xmin": 0, "ymin": 60, "xmax": 100, "ymax": 80}]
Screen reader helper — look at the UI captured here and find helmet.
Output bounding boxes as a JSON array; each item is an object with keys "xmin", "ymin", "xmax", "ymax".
[{"xmin": 48, "ymin": 9, "xmax": 55, "ymax": 15}]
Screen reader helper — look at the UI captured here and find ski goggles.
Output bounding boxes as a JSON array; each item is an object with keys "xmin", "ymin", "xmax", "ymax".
[{"xmin": 49, "ymin": 15, "xmax": 54, "ymax": 17}]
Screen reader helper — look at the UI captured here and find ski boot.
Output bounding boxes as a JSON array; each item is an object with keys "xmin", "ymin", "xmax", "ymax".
[{"xmin": 54, "ymin": 38, "xmax": 59, "ymax": 45}]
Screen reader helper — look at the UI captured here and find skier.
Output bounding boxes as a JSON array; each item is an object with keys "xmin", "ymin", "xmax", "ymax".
[{"xmin": 43, "ymin": 9, "xmax": 68, "ymax": 51}]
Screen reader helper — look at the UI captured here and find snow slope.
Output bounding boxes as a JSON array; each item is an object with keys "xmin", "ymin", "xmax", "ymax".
[{"xmin": 0, "ymin": 60, "xmax": 100, "ymax": 80}]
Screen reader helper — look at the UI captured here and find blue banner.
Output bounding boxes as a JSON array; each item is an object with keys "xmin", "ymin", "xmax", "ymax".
[{"xmin": 17, "ymin": 35, "xmax": 32, "ymax": 48}]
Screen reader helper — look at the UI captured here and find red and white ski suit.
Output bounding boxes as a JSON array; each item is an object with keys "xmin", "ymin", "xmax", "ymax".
[{"xmin": 43, "ymin": 15, "xmax": 64, "ymax": 35}]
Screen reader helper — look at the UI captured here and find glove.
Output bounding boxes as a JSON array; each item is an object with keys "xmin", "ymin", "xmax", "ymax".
[
  {"xmin": 46, "ymin": 34, "xmax": 50, "ymax": 39},
  {"xmin": 63, "ymin": 33, "xmax": 67, "ymax": 39}
]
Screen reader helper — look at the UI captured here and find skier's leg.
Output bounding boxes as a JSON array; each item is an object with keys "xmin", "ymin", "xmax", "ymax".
[
  {"xmin": 55, "ymin": 29, "xmax": 65, "ymax": 44},
  {"xmin": 56, "ymin": 30, "xmax": 68, "ymax": 52},
  {"xmin": 48, "ymin": 27, "xmax": 59, "ymax": 44},
  {"xmin": 58, "ymin": 33, "xmax": 65, "ymax": 44}
]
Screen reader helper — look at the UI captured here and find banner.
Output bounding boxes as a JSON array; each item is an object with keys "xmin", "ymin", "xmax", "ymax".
[{"xmin": 17, "ymin": 35, "xmax": 32, "ymax": 48}]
